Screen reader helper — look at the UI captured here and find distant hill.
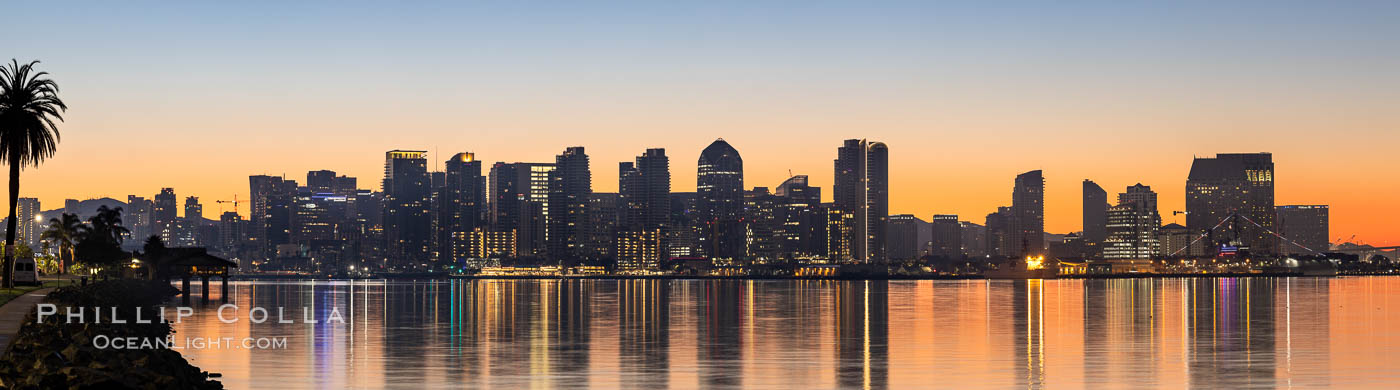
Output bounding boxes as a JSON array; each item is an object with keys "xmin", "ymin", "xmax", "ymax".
[{"xmin": 41, "ymin": 197, "xmax": 128, "ymax": 221}]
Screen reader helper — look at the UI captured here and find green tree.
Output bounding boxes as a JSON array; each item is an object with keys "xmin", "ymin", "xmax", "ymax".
[
  {"xmin": 0, "ymin": 60, "xmax": 66, "ymax": 288},
  {"xmin": 40, "ymin": 212, "xmax": 81, "ymax": 274}
]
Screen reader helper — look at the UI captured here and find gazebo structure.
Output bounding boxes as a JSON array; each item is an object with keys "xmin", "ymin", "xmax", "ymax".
[{"xmin": 161, "ymin": 248, "xmax": 239, "ymax": 302}]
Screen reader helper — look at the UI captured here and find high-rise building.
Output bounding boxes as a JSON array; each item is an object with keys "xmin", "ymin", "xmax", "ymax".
[
  {"xmin": 184, "ymin": 196, "xmax": 202, "ymax": 221},
  {"xmin": 931, "ymin": 214, "xmax": 961, "ymax": 259},
  {"xmin": 1082, "ymin": 180, "xmax": 1108, "ymax": 257},
  {"xmin": 959, "ymin": 221, "xmax": 986, "ymax": 258},
  {"xmin": 620, "ymin": 148, "xmax": 670, "ymax": 231},
  {"xmin": 126, "ymin": 196, "xmax": 153, "ymax": 243},
  {"xmin": 774, "ymin": 175, "xmax": 824, "ymax": 261},
  {"xmin": 984, "ymin": 207, "xmax": 1013, "ymax": 257},
  {"xmin": 618, "ymin": 148, "xmax": 670, "ymax": 268},
  {"xmin": 307, "ymin": 170, "xmax": 337, "ymax": 194},
  {"xmin": 834, "ymin": 139, "xmax": 889, "ymax": 263},
  {"xmin": 665, "ymin": 192, "xmax": 699, "ymax": 258},
  {"xmin": 547, "ymin": 147, "xmax": 592, "ymax": 262},
  {"xmin": 697, "ymin": 139, "xmax": 745, "ymax": 260},
  {"xmin": 218, "ymin": 211, "xmax": 244, "ymax": 256},
  {"xmin": 489, "ymin": 162, "xmax": 555, "ymax": 258},
  {"xmin": 1158, "ymin": 223, "xmax": 1198, "ymax": 258},
  {"xmin": 585, "ymin": 193, "xmax": 622, "ymax": 261},
  {"xmin": 383, "ymin": 150, "xmax": 432, "ymax": 267},
  {"xmin": 745, "ymin": 187, "xmax": 781, "ymax": 261},
  {"xmin": 1276, "ymin": 205, "xmax": 1329, "ymax": 256},
  {"xmin": 440, "ymin": 152, "xmax": 484, "ymax": 262},
  {"xmin": 1186, "ymin": 153, "xmax": 1276, "ymax": 255},
  {"xmin": 15, "ymin": 198, "xmax": 40, "ymax": 248},
  {"xmin": 1010, "ymin": 170, "xmax": 1045, "ymax": 257},
  {"xmin": 1104, "ymin": 184, "xmax": 1161, "ymax": 260},
  {"xmin": 616, "ymin": 230, "xmax": 661, "ymax": 272},
  {"xmin": 886, "ymin": 214, "xmax": 921, "ymax": 261},
  {"xmin": 152, "ymin": 188, "xmax": 189, "ymax": 246},
  {"xmin": 153, "ymin": 188, "xmax": 178, "ymax": 226},
  {"xmin": 63, "ymin": 199, "xmax": 79, "ymax": 216},
  {"xmin": 824, "ymin": 204, "xmax": 855, "ymax": 262},
  {"xmin": 249, "ymin": 175, "xmax": 297, "ymax": 260}
]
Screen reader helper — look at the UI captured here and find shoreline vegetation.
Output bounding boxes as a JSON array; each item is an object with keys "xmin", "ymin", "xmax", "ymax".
[{"xmin": 0, "ymin": 280, "xmax": 221, "ymax": 389}]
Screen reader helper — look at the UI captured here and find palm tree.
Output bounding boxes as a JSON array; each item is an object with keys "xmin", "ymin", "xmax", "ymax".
[
  {"xmin": 0, "ymin": 60, "xmax": 67, "ymax": 287},
  {"xmin": 40, "ymin": 213, "xmax": 82, "ymax": 274}
]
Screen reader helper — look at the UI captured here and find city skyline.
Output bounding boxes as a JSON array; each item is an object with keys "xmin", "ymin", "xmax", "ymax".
[
  {"xmin": 10, "ymin": 2, "xmax": 1399, "ymax": 244},
  {"xmin": 23, "ymin": 140, "xmax": 1377, "ymax": 245}
]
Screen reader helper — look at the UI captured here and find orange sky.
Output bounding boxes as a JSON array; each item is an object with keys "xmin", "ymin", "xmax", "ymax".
[{"xmin": 9, "ymin": 2, "xmax": 1398, "ymax": 245}]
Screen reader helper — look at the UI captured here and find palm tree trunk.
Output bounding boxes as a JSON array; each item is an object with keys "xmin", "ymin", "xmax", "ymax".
[{"xmin": 3, "ymin": 161, "xmax": 18, "ymax": 288}]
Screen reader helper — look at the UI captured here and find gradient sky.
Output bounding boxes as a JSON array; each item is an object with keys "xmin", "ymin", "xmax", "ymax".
[{"xmin": 9, "ymin": 1, "xmax": 1399, "ymax": 245}]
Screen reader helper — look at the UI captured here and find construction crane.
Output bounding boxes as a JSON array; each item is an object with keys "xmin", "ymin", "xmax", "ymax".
[{"xmin": 214, "ymin": 195, "xmax": 241, "ymax": 217}]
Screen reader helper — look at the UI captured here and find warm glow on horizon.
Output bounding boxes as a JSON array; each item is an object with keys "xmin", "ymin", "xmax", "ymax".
[{"xmin": 8, "ymin": 2, "xmax": 1398, "ymax": 245}]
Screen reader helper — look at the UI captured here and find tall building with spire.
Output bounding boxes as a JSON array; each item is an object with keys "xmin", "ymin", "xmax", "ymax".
[
  {"xmin": 696, "ymin": 139, "xmax": 745, "ymax": 260},
  {"xmin": 833, "ymin": 139, "xmax": 889, "ymax": 263}
]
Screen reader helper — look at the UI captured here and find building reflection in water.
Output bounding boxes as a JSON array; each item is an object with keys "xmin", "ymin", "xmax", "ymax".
[
  {"xmin": 619, "ymin": 280, "xmax": 670, "ymax": 388},
  {"xmin": 167, "ymin": 277, "xmax": 1377, "ymax": 389},
  {"xmin": 837, "ymin": 280, "xmax": 888, "ymax": 389}
]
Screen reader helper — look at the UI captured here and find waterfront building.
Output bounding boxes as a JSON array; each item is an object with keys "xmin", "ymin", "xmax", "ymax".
[
  {"xmin": 984, "ymin": 207, "xmax": 1013, "ymax": 257},
  {"xmin": 249, "ymin": 175, "xmax": 298, "ymax": 261},
  {"xmin": 697, "ymin": 139, "xmax": 746, "ymax": 260},
  {"xmin": 547, "ymin": 147, "xmax": 592, "ymax": 262},
  {"xmin": 745, "ymin": 187, "xmax": 781, "ymax": 261},
  {"xmin": 616, "ymin": 229, "xmax": 662, "ymax": 271},
  {"xmin": 834, "ymin": 139, "xmax": 889, "ymax": 263},
  {"xmin": 825, "ymin": 204, "xmax": 855, "ymax": 262},
  {"xmin": 1186, "ymin": 153, "xmax": 1276, "ymax": 254},
  {"xmin": 1082, "ymin": 179, "xmax": 1108, "ymax": 258},
  {"xmin": 931, "ymin": 214, "xmax": 961, "ymax": 259},
  {"xmin": 383, "ymin": 150, "xmax": 432, "ymax": 267},
  {"xmin": 959, "ymin": 221, "xmax": 986, "ymax": 258},
  {"xmin": 439, "ymin": 152, "xmax": 485, "ymax": 262},
  {"xmin": 1010, "ymin": 170, "xmax": 1045, "ymax": 257},
  {"xmin": 886, "ymin": 214, "xmax": 921, "ymax": 261},
  {"xmin": 1276, "ymin": 205, "xmax": 1329, "ymax": 255},
  {"xmin": 774, "ymin": 175, "xmax": 823, "ymax": 261},
  {"xmin": 1104, "ymin": 184, "xmax": 1161, "ymax": 260},
  {"xmin": 585, "ymin": 192, "xmax": 621, "ymax": 260}
]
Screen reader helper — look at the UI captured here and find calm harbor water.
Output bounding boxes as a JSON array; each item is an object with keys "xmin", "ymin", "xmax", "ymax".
[{"xmin": 170, "ymin": 277, "xmax": 1400, "ymax": 389}]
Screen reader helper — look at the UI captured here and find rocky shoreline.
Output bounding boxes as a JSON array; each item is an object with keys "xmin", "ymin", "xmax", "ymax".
[{"xmin": 0, "ymin": 280, "xmax": 221, "ymax": 389}]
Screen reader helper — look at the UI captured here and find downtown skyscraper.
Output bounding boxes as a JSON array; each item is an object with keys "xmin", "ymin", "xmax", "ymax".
[
  {"xmin": 489, "ymin": 162, "xmax": 554, "ymax": 258},
  {"xmin": 1104, "ymin": 184, "xmax": 1161, "ymax": 260},
  {"xmin": 383, "ymin": 150, "xmax": 432, "ymax": 267},
  {"xmin": 547, "ymin": 147, "xmax": 592, "ymax": 263},
  {"xmin": 696, "ymin": 139, "xmax": 745, "ymax": 260},
  {"xmin": 618, "ymin": 148, "xmax": 670, "ymax": 270},
  {"xmin": 1082, "ymin": 179, "xmax": 1108, "ymax": 257},
  {"xmin": 1010, "ymin": 170, "xmax": 1045, "ymax": 257},
  {"xmin": 833, "ymin": 139, "xmax": 889, "ymax": 263},
  {"xmin": 1186, "ymin": 153, "xmax": 1276, "ymax": 255},
  {"xmin": 440, "ymin": 152, "xmax": 485, "ymax": 262}
]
